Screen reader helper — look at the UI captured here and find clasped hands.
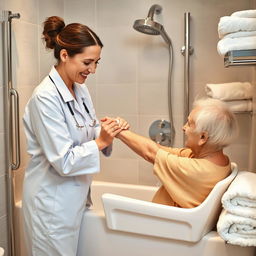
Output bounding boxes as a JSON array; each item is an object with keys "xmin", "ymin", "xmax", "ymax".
[{"xmin": 95, "ymin": 116, "xmax": 129, "ymax": 150}]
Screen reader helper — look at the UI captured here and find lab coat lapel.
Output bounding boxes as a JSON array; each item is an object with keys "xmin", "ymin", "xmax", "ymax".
[
  {"xmin": 49, "ymin": 67, "xmax": 73, "ymax": 103},
  {"xmin": 73, "ymin": 83, "xmax": 92, "ymax": 117},
  {"xmin": 49, "ymin": 67, "xmax": 84, "ymax": 116}
]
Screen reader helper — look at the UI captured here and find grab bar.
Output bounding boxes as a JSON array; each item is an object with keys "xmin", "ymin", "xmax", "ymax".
[
  {"xmin": 3, "ymin": 10, "xmax": 21, "ymax": 170},
  {"xmin": 181, "ymin": 12, "xmax": 193, "ymax": 144},
  {"xmin": 10, "ymin": 88, "xmax": 20, "ymax": 170},
  {"xmin": 2, "ymin": 10, "xmax": 20, "ymax": 256}
]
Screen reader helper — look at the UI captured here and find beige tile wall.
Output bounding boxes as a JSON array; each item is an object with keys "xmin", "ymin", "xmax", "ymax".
[{"xmin": 63, "ymin": 0, "xmax": 255, "ymax": 185}]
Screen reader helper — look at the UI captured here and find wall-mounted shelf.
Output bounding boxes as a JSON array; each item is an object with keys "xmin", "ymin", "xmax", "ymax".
[{"xmin": 224, "ymin": 49, "xmax": 256, "ymax": 67}]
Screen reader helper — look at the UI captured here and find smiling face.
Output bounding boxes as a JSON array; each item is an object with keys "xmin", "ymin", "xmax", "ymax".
[{"xmin": 59, "ymin": 45, "xmax": 102, "ymax": 87}]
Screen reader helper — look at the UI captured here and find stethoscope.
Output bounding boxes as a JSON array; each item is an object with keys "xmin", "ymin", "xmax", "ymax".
[{"xmin": 49, "ymin": 75, "xmax": 97, "ymax": 128}]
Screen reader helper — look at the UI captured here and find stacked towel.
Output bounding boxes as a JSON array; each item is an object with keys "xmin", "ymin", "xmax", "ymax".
[
  {"xmin": 232, "ymin": 9, "xmax": 256, "ymax": 19},
  {"xmin": 225, "ymin": 100, "xmax": 253, "ymax": 112},
  {"xmin": 217, "ymin": 171, "xmax": 256, "ymax": 247},
  {"xmin": 218, "ymin": 36, "xmax": 256, "ymax": 56},
  {"xmin": 217, "ymin": 9, "xmax": 256, "ymax": 56},
  {"xmin": 205, "ymin": 82, "xmax": 253, "ymax": 112}
]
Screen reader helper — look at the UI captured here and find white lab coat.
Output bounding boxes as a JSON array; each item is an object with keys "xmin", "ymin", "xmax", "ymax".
[{"xmin": 22, "ymin": 66, "xmax": 111, "ymax": 256}]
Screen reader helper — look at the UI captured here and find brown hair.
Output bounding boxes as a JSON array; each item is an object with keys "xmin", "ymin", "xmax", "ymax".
[{"xmin": 42, "ymin": 16, "xmax": 103, "ymax": 60}]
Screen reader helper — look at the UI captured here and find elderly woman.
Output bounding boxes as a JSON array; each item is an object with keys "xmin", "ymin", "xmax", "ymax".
[{"xmin": 115, "ymin": 98, "xmax": 238, "ymax": 208}]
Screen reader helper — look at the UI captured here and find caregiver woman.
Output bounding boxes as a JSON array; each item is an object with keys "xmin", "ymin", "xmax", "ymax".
[{"xmin": 22, "ymin": 16, "xmax": 128, "ymax": 256}]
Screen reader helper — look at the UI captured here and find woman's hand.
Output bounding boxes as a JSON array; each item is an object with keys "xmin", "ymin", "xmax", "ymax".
[{"xmin": 95, "ymin": 117, "xmax": 122, "ymax": 150}]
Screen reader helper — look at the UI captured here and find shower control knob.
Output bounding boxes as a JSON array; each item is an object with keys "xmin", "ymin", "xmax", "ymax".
[
  {"xmin": 149, "ymin": 120, "xmax": 172, "ymax": 146},
  {"xmin": 155, "ymin": 132, "xmax": 165, "ymax": 144}
]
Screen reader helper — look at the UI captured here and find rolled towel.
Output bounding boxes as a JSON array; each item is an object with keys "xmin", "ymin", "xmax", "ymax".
[
  {"xmin": 223, "ymin": 30, "xmax": 256, "ymax": 39},
  {"xmin": 225, "ymin": 100, "xmax": 252, "ymax": 112},
  {"xmin": 221, "ymin": 171, "xmax": 256, "ymax": 219},
  {"xmin": 217, "ymin": 209, "xmax": 256, "ymax": 247},
  {"xmin": 217, "ymin": 36, "xmax": 256, "ymax": 56},
  {"xmin": 218, "ymin": 16, "xmax": 256, "ymax": 38},
  {"xmin": 231, "ymin": 9, "xmax": 256, "ymax": 18},
  {"xmin": 205, "ymin": 82, "xmax": 253, "ymax": 101}
]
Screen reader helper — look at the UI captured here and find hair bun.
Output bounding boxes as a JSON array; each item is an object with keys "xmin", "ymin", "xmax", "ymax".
[{"xmin": 42, "ymin": 16, "xmax": 65, "ymax": 49}]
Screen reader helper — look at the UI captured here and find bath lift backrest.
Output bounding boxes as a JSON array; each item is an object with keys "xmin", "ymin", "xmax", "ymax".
[{"xmin": 102, "ymin": 162, "xmax": 238, "ymax": 242}]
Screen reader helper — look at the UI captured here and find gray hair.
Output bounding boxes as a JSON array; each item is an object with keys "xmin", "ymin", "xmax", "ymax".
[{"xmin": 192, "ymin": 98, "xmax": 238, "ymax": 149}]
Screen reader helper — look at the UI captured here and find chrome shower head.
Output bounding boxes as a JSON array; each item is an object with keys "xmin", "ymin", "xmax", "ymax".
[
  {"xmin": 133, "ymin": 4, "xmax": 171, "ymax": 45},
  {"xmin": 133, "ymin": 18, "xmax": 162, "ymax": 35}
]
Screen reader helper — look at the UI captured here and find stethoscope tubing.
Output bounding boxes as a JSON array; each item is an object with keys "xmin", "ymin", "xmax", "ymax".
[{"xmin": 49, "ymin": 75, "xmax": 96, "ymax": 128}]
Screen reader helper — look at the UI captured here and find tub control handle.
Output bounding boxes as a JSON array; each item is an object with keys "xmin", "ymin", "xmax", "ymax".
[
  {"xmin": 155, "ymin": 132, "xmax": 165, "ymax": 144},
  {"xmin": 149, "ymin": 120, "xmax": 173, "ymax": 146}
]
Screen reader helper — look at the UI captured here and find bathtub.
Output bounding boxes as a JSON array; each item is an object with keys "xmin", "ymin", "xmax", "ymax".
[{"xmin": 15, "ymin": 181, "xmax": 255, "ymax": 256}]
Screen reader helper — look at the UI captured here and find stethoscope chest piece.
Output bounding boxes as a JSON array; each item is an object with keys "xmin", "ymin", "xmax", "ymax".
[{"xmin": 89, "ymin": 119, "xmax": 96, "ymax": 127}]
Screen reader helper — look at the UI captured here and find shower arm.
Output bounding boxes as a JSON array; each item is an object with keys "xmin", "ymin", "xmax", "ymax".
[{"xmin": 147, "ymin": 4, "xmax": 162, "ymax": 20}]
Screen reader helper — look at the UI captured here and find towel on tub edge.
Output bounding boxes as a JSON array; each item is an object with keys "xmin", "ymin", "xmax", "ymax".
[
  {"xmin": 221, "ymin": 171, "xmax": 256, "ymax": 219},
  {"xmin": 205, "ymin": 82, "xmax": 253, "ymax": 101},
  {"xmin": 217, "ymin": 209, "xmax": 256, "ymax": 247}
]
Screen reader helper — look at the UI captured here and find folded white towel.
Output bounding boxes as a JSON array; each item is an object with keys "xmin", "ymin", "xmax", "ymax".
[
  {"xmin": 222, "ymin": 171, "xmax": 256, "ymax": 219},
  {"xmin": 223, "ymin": 30, "xmax": 256, "ymax": 39},
  {"xmin": 225, "ymin": 100, "xmax": 252, "ymax": 112},
  {"xmin": 218, "ymin": 16, "xmax": 256, "ymax": 38},
  {"xmin": 205, "ymin": 82, "xmax": 253, "ymax": 101},
  {"xmin": 231, "ymin": 9, "xmax": 256, "ymax": 18},
  {"xmin": 217, "ymin": 209, "xmax": 256, "ymax": 247},
  {"xmin": 217, "ymin": 36, "xmax": 256, "ymax": 56}
]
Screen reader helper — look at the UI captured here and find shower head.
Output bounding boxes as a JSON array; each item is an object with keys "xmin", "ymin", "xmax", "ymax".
[{"xmin": 133, "ymin": 4, "xmax": 171, "ymax": 45}]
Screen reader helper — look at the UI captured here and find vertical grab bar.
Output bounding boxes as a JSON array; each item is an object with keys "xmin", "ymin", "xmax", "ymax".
[
  {"xmin": 181, "ymin": 12, "xmax": 193, "ymax": 144},
  {"xmin": 10, "ymin": 88, "xmax": 20, "ymax": 170},
  {"xmin": 2, "ymin": 10, "xmax": 20, "ymax": 256},
  {"xmin": 3, "ymin": 10, "xmax": 21, "ymax": 169}
]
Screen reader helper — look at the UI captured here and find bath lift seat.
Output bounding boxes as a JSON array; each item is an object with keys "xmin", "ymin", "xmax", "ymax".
[{"xmin": 102, "ymin": 162, "xmax": 238, "ymax": 242}]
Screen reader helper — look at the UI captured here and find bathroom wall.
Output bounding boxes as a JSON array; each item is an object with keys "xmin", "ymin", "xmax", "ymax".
[
  {"xmin": 63, "ymin": 0, "xmax": 256, "ymax": 185},
  {"xmin": 0, "ymin": 0, "xmax": 255, "ymax": 253},
  {"xmin": 0, "ymin": 0, "xmax": 64, "ymax": 253}
]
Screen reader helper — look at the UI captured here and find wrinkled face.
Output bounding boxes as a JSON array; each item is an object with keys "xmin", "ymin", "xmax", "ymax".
[
  {"xmin": 182, "ymin": 107, "xmax": 202, "ymax": 149},
  {"xmin": 63, "ymin": 45, "xmax": 101, "ymax": 85}
]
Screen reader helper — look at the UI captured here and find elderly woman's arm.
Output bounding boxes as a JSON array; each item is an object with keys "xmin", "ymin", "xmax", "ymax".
[{"xmin": 117, "ymin": 130, "xmax": 160, "ymax": 163}]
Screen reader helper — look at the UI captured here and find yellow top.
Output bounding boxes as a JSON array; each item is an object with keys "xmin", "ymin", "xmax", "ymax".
[{"xmin": 153, "ymin": 148, "xmax": 231, "ymax": 208}]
